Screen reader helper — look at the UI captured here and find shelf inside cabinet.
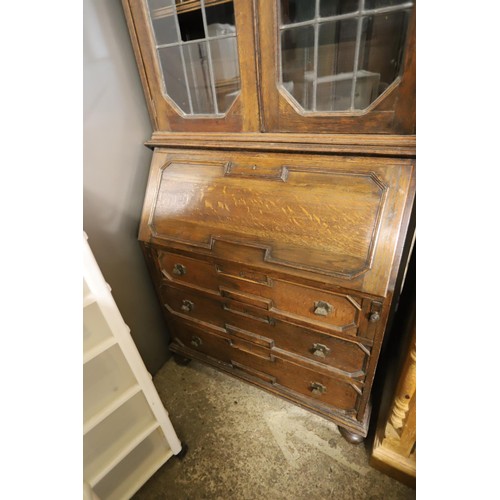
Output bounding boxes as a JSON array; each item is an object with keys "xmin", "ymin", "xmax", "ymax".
[{"xmin": 93, "ymin": 427, "xmax": 173, "ymax": 500}]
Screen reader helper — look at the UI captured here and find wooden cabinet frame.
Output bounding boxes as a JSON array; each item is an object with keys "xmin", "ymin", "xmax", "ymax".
[{"xmin": 121, "ymin": 0, "xmax": 416, "ymax": 445}]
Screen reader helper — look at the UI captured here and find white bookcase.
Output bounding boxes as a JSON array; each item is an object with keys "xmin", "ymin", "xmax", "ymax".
[{"xmin": 83, "ymin": 232, "xmax": 182, "ymax": 499}]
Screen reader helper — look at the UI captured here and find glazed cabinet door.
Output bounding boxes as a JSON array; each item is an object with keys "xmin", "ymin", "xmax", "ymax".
[
  {"xmin": 123, "ymin": 0, "xmax": 260, "ymax": 132},
  {"xmin": 257, "ymin": 0, "xmax": 415, "ymax": 134}
]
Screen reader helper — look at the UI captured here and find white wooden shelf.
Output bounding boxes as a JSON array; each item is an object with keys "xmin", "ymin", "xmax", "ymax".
[
  {"xmin": 83, "ymin": 300, "xmax": 114, "ymax": 353},
  {"xmin": 83, "ymin": 384, "xmax": 142, "ymax": 436},
  {"xmin": 83, "ymin": 343, "xmax": 138, "ymax": 424},
  {"xmin": 93, "ymin": 427, "xmax": 174, "ymax": 500},
  {"xmin": 83, "ymin": 279, "xmax": 96, "ymax": 308},
  {"xmin": 86, "ymin": 419, "xmax": 160, "ymax": 486},
  {"xmin": 83, "ymin": 337, "xmax": 117, "ymax": 365},
  {"xmin": 83, "ymin": 233, "xmax": 182, "ymax": 499}
]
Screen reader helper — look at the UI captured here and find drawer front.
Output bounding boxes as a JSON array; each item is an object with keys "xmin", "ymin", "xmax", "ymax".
[
  {"xmin": 157, "ymin": 250, "xmax": 364, "ymax": 334},
  {"xmin": 141, "ymin": 149, "xmax": 415, "ymax": 297},
  {"xmin": 170, "ymin": 319, "xmax": 362, "ymax": 414},
  {"xmin": 160, "ymin": 283, "xmax": 370, "ymax": 377}
]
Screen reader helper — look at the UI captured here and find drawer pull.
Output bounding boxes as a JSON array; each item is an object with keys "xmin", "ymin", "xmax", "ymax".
[
  {"xmin": 181, "ymin": 299, "xmax": 194, "ymax": 312},
  {"xmin": 310, "ymin": 382, "xmax": 327, "ymax": 395},
  {"xmin": 190, "ymin": 335, "xmax": 202, "ymax": 348},
  {"xmin": 313, "ymin": 301, "xmax": 333, "ymax": 317},
  {"xmin": 310, "ymin": 343, "xmax": 331, "ymax": 358},
  {"xmin": 173, "ymin": 263, "xmax": 187, "ymax": 276},
  {"xmin": 369, "ymin": 311, "xmax": 380, "ymax": 323}
]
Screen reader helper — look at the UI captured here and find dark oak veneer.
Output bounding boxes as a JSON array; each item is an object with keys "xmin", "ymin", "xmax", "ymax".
[{"xmin": 123, "ymin": 0, "xmax": 416, "ymax": 441}]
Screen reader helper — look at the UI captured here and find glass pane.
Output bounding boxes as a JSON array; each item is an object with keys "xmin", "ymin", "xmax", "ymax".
[
  {"xmin": 147, "ymin": 0, "xmax": 178, "ymax": 46},
  {"xmin": 210, "ymin": 37, "xmax": 240, "ymax": 113},
  {"xmin": 151, "ymin": 14, "xmax": 179, "ymax": 46},
  {"xmin": 281, "ymin": 26, "xmax": 315, "ymax": 109},
  {"xmin": 281, "ymin": 0, "xmax": 316, "ymax": 25},
  {"xmin": 183, "ymin": 41, "xmax": 215, "ymax": 114},
  {"xmin": 158, "ymin": 45, "xmax": 191, "ymax": 113},
  {"xmin": 315, "ymin": 19, "xmax": 357, "ymax": 111},
  {"xmin": 317, "ymin": 79, "xmax": 351, "ymax": 111},
  {"xmin": 318, "ymin": 19, "xmax": 357, "ymax": 77},
  {"xmin": 178, "ymin": 8, "xmax": 205, "ymax": 41},
  {"xmin": 206, "ymin": 1, "xmax": 235, "ymax": 28},
  {"xmin": 320, "ymin": 0, "xmax": 359, "ymax": 17},
  {"xmin": 147, "ymin": 0, "xmax": 241, "ymax": 116},
  {"xmin": 357, "ymin": 11, "xmax": 409, "ymax": 98},
  {"xmin": 148, "ymin": 0, "xmax": 174, "ymax": 10}
]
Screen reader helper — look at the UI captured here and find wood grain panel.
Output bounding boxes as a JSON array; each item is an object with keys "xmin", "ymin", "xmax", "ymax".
[
  {"xmin": 141, "ymin": 149, "xmax": 415, "ymax": 297},
  {"xmin": 150, "ymin": 160, "xmax": 385, "ymax": 277},
  {"xmin": 145, "ymin": 131, "xmax": 416, "ymax": 157}
]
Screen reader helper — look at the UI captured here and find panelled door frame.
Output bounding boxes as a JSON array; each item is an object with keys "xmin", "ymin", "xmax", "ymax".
[
  {"xmin": 256, "ymin": 0, "xmax": 416, "ymax": 135},
  {"xmin": 123, "ymin": 0, "xmax": 260, "ymax": 132}
]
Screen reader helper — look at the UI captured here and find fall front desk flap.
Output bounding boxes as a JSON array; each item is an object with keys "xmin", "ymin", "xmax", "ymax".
[{"xmin": 140, "ymin": 149, "xmax": 415, "ymax": 298}]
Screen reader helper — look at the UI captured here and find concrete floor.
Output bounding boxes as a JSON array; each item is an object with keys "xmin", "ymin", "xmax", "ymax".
[{"xmin": 133, "ymin": 358, "xmax": 415, "ymax": 500}]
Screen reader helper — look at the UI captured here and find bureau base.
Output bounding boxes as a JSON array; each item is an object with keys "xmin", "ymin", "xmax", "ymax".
[{"xmin": 169, "ymin": 341, "xmax": 371, "ymax": 440}]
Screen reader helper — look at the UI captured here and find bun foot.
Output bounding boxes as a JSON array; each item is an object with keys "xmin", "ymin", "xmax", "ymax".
[
  {"xmin": 172, "ymin": 353, "xmax": 192, "ymax": 366},
  {"xmin": 339, "ymin": 426, "xmax": 365, "ymax": 445}
]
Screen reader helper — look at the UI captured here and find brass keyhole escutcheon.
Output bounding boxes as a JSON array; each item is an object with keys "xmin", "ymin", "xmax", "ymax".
[
  {"xmin": 173, "ymin": 263, "xmax": 187, "ymax": 276},
  {"xmin": 313, "ymin": 301, "xmax": 333, "ymax": 317},
  {"xmin": 181, "ymin": 299, "xmax": 194, "ymax": 312},
  {"xmin": 310, "ymin": 343, "xmax": 331, "ymax": 358}
]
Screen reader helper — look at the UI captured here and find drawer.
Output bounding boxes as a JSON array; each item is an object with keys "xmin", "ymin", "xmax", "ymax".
[
  {"xmin": 169, "ymin": 319, "xmax": 362, "ymax": 414},
  {"xmin": 157, "ymin": 250, "xmax": 365, "ymax": 334},
  {"xmin": 160, "ymin": 282, "xmax": 370, "ymax": 378},
  {"xmin": 141, "ymin": 148, "xmax": 415, "ymax": 297}
]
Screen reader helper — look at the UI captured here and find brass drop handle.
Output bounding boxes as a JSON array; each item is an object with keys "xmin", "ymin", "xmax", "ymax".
[
  {"xmin": 181, "ymin": 299, "xmax": 194, "ymax": 312},
  {"xmin": 310, "ymin": 382, "xmax": 327, "ymax": 395},
  {"xmin": 310, "ymin": 343, "xmax": 331, "ymax": 358},
  {"xmin": 369, "ymin": 311, "xmax": 380, "ymax": 323},
  {"xmin": 190, "ymin": 335, "xmax": 202, "ymax": 348},
  {"xmin": 313, "ymin": 301, "xmax": 333, "ymax": 317},
  {"xmin": 173, "ymin": 263, "xmax": 187, "ymax": 276}
]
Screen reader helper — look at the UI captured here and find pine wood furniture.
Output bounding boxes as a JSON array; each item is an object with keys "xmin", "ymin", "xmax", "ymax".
[
  {"xmin": 371, "ymin": 313, "xmax": 416, "ymax": 485},
  {"xmin": 123, "ymin": 0, "xmax": 416, "ymax": 442}
]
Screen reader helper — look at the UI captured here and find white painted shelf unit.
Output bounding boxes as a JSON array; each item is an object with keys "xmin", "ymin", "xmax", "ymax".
[{"xmin": 83, "ymin": 233, "xmax": 182, "ymax": 499}]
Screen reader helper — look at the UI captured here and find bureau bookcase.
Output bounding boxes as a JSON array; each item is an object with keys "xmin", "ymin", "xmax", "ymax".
[{"xmin": 123, "ymin": 0, "xmax": 416, "ymax": 443}]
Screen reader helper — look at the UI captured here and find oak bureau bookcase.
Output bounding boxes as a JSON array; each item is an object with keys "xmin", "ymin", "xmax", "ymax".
[{"xmin": 122, "ymin": 0, "xmax": 416, "ymax": 443}]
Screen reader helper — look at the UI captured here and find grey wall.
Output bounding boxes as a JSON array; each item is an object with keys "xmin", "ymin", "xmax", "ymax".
[{"xmin": 83, "ymin": 0, "xmax": 170, "ymax": 374}]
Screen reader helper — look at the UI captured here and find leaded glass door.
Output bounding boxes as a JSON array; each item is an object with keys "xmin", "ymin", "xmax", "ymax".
[
  {"xmin": 258, "ymin": 0, "xmax": 416, "ymax": 134},
  {"xmin": 126, "ymin": 0, "xmax": 259, "ymax": 132}
]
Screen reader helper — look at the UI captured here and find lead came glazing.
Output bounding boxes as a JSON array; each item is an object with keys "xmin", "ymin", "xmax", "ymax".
[
  {"xmin": 279, "ymin": 0, "xmax": 413, "ymax": 112},
  {"xmin": 146, "ymin": 0, "xmax": 241, "ymax": 116}
]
